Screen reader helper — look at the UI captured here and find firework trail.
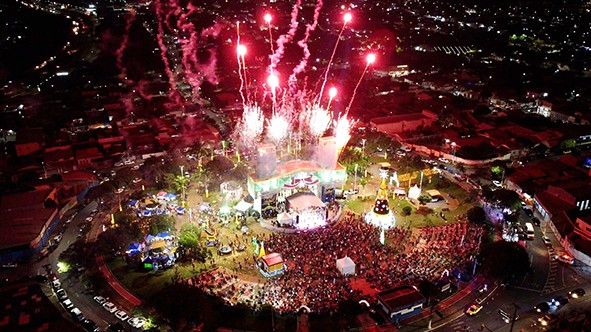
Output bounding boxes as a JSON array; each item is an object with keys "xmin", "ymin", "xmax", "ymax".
[
  {"xmin": 269, "ymin": 0, "xmax": 302, "ymax": 73},
  {"xmin": 289, "ymin": 0, "xmax": 323, "ymax": 90},
  {"xmin": 236, "ymin": 23, "xmax": 246, "ymax": 106},
  {"xmin": 197, "ymin": 23, "xmax": 222, "ymax": 86},
  {"xmin": 154, "ymin": 0, "xmax": 180, "ymax": 103},
  {"xmin": 264, "ymin": 13, "xmax": 274, "ymax": 57},
  {"xmin": 116, "ymin": 9, "xmax": 136, "ymax": 82},
  {"xmin": 317, "ymin": 12, "xmax": 351, "ymax": 105},
  {"xmin": 345, "ymin": 53, "xmax": 375, "ymax": 115}
]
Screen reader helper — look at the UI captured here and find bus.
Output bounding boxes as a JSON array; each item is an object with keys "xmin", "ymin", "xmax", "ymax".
[{"xmin": 525, "ymin": 222, "xmax": 535, "ymax": 240}]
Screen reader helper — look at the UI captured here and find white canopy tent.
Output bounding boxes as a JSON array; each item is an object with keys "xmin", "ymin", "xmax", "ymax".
[
  {"xmin": 336, "ymin": 256, "xmax": 356, "ymax": 276},
  {"xmin": 277, "ymin": 212, "xmax": 294, "ymax": 226},
  {"xmin": 234, "ymin": 199, "xmax": 253, "ymax": 213}
]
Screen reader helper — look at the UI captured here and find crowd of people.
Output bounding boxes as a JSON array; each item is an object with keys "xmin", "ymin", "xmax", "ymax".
[{"xmin": 184, "ymin": 209, "xmax": 484, "ymax": 314}]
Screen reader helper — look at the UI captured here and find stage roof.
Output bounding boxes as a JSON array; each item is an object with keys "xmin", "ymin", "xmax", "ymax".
[{"xmin": 287, "ymin": 192, "xmax": 325, "ymax": 210}]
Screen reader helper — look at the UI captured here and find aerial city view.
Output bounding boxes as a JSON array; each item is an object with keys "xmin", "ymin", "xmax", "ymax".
[{"xmin": 1, "ymin": 0, "xmax": 591, "ymax": 331}]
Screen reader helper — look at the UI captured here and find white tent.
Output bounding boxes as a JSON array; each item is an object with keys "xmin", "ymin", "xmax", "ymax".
[
  {"xmin": 336, "ymin": 256, "xmax": 356, "ymax": 276},
  {"xmin": 234, "ymin": 199, "xmax": 253, "ymax": 213},
  {"xmin": 408, "ymin": 185, "xmax": 421, "ymax": 200},
  {"xmin": 277, "ymin": 212, "xmax": 294, "ymax": 226}
]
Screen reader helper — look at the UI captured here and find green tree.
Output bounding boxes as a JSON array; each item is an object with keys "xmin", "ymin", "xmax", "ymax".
[
  {"xmin": 467, "ymin": 206, "xmax": 486, "ymax": 224},
  {"xmin": 402, "ymin": 206, "xmax": 412, "ymax": 216},
  {"xmin": 491, "ymin": 165, "xmax": 504, "ymax": 178},
  {"xmin": 479, "ymin": 240, "xmax": 530, "ymax": 283},
  {"xmin": 148, "ymin": 214, "xmax": 174, "ymax": 235},
  {"xmin": 166, "ymin": 174, "xmax": 189, "ymax": 196},
  {"xmin": 178, "ymin": 223, "xmax": 201, "ymax": 250},
  {"xmin": 484, "ymin": 188, "xmax": 521, "ymax": 212},
  {"xmin": 418, "ymin": 194, "xmax": 432, "ymax": 205},
  {"xmin": 559, "ymin": 138, "xmax": 576, "ymax": 152}
]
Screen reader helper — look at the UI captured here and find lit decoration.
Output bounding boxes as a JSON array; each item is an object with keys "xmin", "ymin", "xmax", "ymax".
[{"xmin": 365, "ymin": 167, "xmax": 396, "ymax": 229}]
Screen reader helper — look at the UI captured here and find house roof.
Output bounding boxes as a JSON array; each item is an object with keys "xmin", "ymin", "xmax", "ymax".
[
  {"xmin": 262, "ymin": 252, "xmax": 283, "ymax": 266},
  {"xmin": 377, "ymin": 286, "xmax": 425, "ymax": 312},
  {"xmin": 0, "ymin": 188, "xmax": 55, "ymax": 212},
  {"xmin": 76, "ymin": 147, "xmax": 103, "ymax": 160},
  {"xmin": 535, "ymin": 191, "xmax": 576, "ymax": 218},
  {"xmin": 0, "ymin": 208, "xmax": 57, "ymax": 249},
  {"xmin": 552, "ymin": 211, "xmax": 576, "ymax": 238}
]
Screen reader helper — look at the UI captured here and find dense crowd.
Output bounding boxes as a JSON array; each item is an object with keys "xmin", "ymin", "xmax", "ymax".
[{"xmin": 186, "ymin": 210, "xmax": 484, "ymax": 314}]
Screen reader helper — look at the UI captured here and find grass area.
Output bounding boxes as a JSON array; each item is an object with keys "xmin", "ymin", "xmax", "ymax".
[
  {"xmin": 345, "ymin": 175, "xmax": 477, "ymax": 229},
  {"xmin": 109, "ymin": 257, "xmax": 209, "ymax": 300}
]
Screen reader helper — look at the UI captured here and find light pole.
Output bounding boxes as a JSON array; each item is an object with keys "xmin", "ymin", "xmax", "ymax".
[
  {"xmin": 179, "ymin": 165, "xmax": 186, "ymax": 205},
  {"xmin": 354, "ymin": 164, "xmax": 358, "ymax": 191}
]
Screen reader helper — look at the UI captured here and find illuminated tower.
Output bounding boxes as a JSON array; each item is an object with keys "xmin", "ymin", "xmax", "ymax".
[
  {"xmin": 365, "ymin": 165, "xmax": 396, "ymax": 229},
  {"xmin": 373, "ymin": 178, "xmax": 390, "ymax": 215}
]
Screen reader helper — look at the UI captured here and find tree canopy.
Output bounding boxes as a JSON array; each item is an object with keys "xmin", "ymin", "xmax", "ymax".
[{"xmin": 479, "ymin": 240, "xmax": 530, "ymax": 282}]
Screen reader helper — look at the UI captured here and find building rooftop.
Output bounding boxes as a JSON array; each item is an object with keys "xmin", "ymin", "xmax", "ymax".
[
  {"xmin": 0, "ymin": 207, "xmax": 57, "ymax": 249},
  {"xmin": 377, "ymin": 286, "xmax": 425, "ymax": 312}
]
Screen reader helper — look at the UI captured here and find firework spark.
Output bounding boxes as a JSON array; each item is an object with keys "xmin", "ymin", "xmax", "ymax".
[
  {"xmin": 335, "ymin": 114, "xmax": 355, "ymax": 154},
  {"xmin": 238, "ymin": 104, "xmax": 265, "ymax": 146},
  {"xmin": 308, "ymin": 105, "xmax": 332, "ymax": 137},
  {"xmin": 267, "ymin": 112, "xmax": 290, "ymax": 144}
]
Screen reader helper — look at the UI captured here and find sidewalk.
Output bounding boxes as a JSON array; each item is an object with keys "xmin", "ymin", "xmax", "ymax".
[{"xmin": 96, "ymin": 255, "xmax": 142, "ymax": 306}]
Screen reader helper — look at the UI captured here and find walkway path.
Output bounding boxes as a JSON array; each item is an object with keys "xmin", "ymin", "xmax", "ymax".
[{"xmin": 96, "ymin": 256, "xmax": 142, "ymax": 306}]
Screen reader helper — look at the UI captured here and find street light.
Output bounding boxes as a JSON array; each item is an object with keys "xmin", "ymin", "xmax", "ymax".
[
  {"xmin": 451, "ymin": 142, "xmax": 457, "ymax": 164},
  {"xmin": 354, "ymin": 164, "xmax": 358, "ymax": 191}
]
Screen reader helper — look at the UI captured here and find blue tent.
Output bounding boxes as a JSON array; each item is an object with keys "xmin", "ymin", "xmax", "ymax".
[
  {"xmin": 176, "ymin": 207, "xmax": 185, "ymax": 215},
  {"xmin": 156, "ymin": 232, "xmax": 171, "ymax": 239},
  {"xmin": 165, "ymin": 193, "xmax": 176, "ymax": 200},
  {"xmin": 157, "ymin": 209, "xmax": 164, "ymax": 215},
  {"xmin": 128, "ymin": 200, "xmax": 138, "ymax": 207},
  {"xmin": 127, "ymin": 243, "xmax": 141, "ymax": 255},
  {"xmin": 143, "ymin": 210, "xmax": 152, "ymax": 217}
]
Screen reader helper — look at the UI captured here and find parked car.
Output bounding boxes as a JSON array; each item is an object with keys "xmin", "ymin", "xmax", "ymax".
[
  {"xmin": 551, "ymin": 295, "xmax": 569, "ymax": 306},
  {"xmin": 81, "ymin": 319, "xmax": 100, "ymax": 332},
  {"xmin": 534, "ymin": 302, "xmax": 550, "ymax": 313},
  {"xmin": 569, "ymin": 288, "xmax": 586, "ymax": 299},
  {"xmin": 102, "ymin": 302, "xmax": 118, "ymax": 313},
  {"xmin": 93, "ymin": 295, "xmax": 106, "ymax": 305},
  {"xmin": 115, "ymin": 310, "xmax": 129, "ymax": 322},
  {"xmin": 62, "ymin": 299, "xmax": 74, "ymax": 310},
  {"xmin": 56, "ymin": 288, "xmax": 67, "ymax": 301},
  {"xmin": 53, "ymin": 234, "xmax": 63, "ymax": 243},
  {"xmin": 51, "ymin": 279, "xmax": 61, "ymax": 289},
  {"xmin": 70, "ymin": 307, "xmax": 84, "ymax": 322},
  {"xmin": 542, "ymin": 236, "xmax": 552, "ymax": 246},
  {"xmin": 127, "ymin": 316, "xmax": 146, "ymax": 329}
]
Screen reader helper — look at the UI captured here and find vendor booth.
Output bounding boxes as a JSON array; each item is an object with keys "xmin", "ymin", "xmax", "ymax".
[
  {"xmin": 336, "ymin": 256, "xmax": 356, "ymax": 276},
  {"xmin": 258, "ymin": 252, "xmax": 285, "ymax": 277}
]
